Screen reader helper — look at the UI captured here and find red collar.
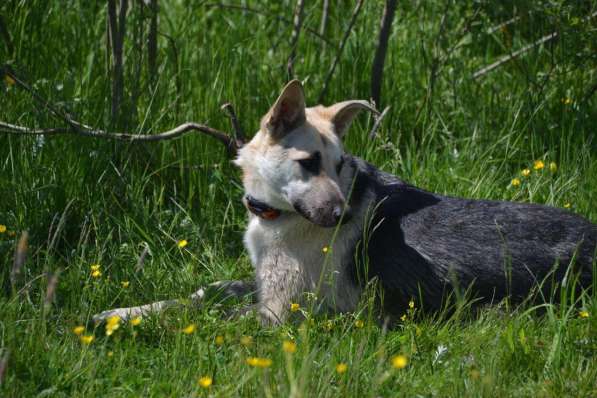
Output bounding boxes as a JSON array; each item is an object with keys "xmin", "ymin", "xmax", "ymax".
[{"xmin": 244, "ymin": 195, "xmax": 282, "ymax": 220}]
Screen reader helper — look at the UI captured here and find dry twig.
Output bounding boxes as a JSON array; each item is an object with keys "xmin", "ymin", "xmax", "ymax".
[{"xmin": 368, "ymin": 105, "xmax": 391, "ymax": 139}]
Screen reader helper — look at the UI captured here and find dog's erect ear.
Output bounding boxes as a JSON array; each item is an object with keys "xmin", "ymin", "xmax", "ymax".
[
  {"xmin": 261, "ymin": 80, "xmax": 306, "ymax": 139},
  {"xmin": 326, "ymin": 100, "xmax": 377, "ymax": 138}
]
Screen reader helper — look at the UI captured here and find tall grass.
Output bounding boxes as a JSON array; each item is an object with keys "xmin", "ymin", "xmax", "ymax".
[{"xmin": 1, "ymin": 1, "xmax": 596, "ymax": 396}]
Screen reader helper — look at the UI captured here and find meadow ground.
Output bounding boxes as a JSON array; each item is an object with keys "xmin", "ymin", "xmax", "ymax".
[{"xmin": 1, "ymin": 1, "xmax": 596, "ymax": 396}]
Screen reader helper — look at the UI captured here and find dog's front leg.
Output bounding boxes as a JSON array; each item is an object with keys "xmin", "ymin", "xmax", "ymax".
[
  {"xmin": 92, "ymin": 280, "xmax": 256, "ymax": 323},
  {"xmin": 257, "ymin": 261, "xmax": 305, "ymax": 326}
]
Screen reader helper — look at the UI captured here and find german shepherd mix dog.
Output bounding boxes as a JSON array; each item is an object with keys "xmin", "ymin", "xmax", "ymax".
[{"xmin": 95, "ymin": 80, "xmax": 596, "ymax": 326}]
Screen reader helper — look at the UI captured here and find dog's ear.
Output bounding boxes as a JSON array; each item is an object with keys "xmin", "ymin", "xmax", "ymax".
[
  {"xmin": 326, "ymin": 100, "xmax": 377, "ymax": 138},
  {"xmin": 261, "ymin": 80, "xmax": 306, "ymax": 139}
]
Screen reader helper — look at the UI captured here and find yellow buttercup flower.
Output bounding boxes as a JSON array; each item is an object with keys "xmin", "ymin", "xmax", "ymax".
[
  {"xmin": 0, "ymin": 224, "xmax": 6, "ymax": 233},
  {"xmin": 511, "ymin": 178, "xmax": 521, "ymax": 187},
  {"xmin": 322, "ymin": 246, "xmax": 330, "ymax": 254},
  {"xmin": 391, "ymin": 354, "xmax": 408, "ymax": 369},
  {"xmin": 240, "ymin": 335, "xmax": 252, "ymax": 346},
  {"xmin": 90, "ymin": 264, "xmax": 100, "ymax": 271},
  {"xmin": 80, "ymin": 335, "xmax": 94, "ymax": 344},
  {"xmin": 282, "ymin": 340, "xmax": 297, "ymax": 353},
  {"xmin": 354, "ymin": 319, "xmax": 364, "ymax": 328},
  {"xmin": 130, "ymin": 317, "xmax": 142, "ymax": 326},
  {"xmin": 177, "ymin": 239, "xmax": 188, "ymax": 248},
  {"xmin": 107, "ymin": 351, "xmax": 114, "ymax": 357},
  {"xmin": 106, "ymin": 315, "xmax": 121, "ymax": 336},
  {"xmin": 121, "ymin": 281, "xmax": 130, "ymax": 288},
  {"xmin": 564, "ymin": 203, "xmax": 571, "ymax": 209},
  {"xmin": 562, "ymin": 97, "xmax": 573, "ymax": 105},
  {"xmin": 335, "ymin": 363, "xmax": 348, "ymax": 374},
  {"xmin": 290, "ymin": 303, "xmax": 300, "ymax": 312},
  {"xmin": 215, "ymin": 335, "xmax": 224, "ymax": 346},
  {"xmin": 246, "ymin": 357, "xmax": 272, "ymax": 368},
  {"xmin": 408, "ymin": 300, "xmax": 415, "ymax": 309},
  {"xmin": 549, "ymin": 162, "xmax": 557, "ymax": 173},
  {"xmin": 521, "ymin": 169, "xmax": 531, "ymax": 177},
  {"xmin": 182, "ymin": 324, "xmax": 196, "ymax": 334},
  {"xmin": 198, "ymin": 376, "xmax": 213, "ymax": 388},
  {"xmin": 579, "ymin": 310, "xmax": 589, "ymax": 318},
  {"xmin": 400, "ymin": 314, "xmax": 407, "ymax": 322},
  {"xmin": 533, "ymin": 160, "xmax": 544, "ymax": 170},
  {"xmin": 91, "ymin": 270, "xmax": 101, "ymax": 278},
  {"xmin": 73, "ymin": 326, "xmax": 85, "ymax": 335}
]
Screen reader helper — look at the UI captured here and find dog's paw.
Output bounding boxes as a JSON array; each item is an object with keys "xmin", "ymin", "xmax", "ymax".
[{"xmin": 92, "ymin": 307, "xmax": 141, "ymax": 323}]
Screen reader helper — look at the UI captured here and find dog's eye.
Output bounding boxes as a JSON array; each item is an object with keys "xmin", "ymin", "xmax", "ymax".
[
  {"xmin": 298, "ymin": 151, "xmax": 321, "ymax": 174},
  {"xmin": 336, "ymin": 155, "xmax": 344, "ymax": 175}
]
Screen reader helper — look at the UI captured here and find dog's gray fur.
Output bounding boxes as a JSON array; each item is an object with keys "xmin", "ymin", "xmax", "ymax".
[{"xmin": 94, "ymin": 80, "xmax": 596, "ymax": 326}]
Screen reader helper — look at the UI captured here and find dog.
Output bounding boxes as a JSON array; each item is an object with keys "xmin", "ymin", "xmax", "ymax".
[{"xmin": 94, "ymin": 80, "xmax": 596, "ymax": 326}]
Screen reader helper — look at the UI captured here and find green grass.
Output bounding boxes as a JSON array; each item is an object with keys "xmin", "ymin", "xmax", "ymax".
[{"xmin": 1, "ymin": 1, "xmax": 596, "ymax": 396}]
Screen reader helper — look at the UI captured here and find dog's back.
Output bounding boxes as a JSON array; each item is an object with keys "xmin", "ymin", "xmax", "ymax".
[{"xmin": 348, "ymin": 156, "xmax": 596, "ymax": 313}]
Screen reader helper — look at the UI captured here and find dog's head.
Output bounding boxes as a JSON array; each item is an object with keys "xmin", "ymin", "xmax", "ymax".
[{"xmin": 235, "ymin": 80, "xmax": 376, "ymax": 228}]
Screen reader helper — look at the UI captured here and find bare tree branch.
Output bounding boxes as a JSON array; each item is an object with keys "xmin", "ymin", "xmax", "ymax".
[
  {"xmin": 318, "ymin": 0, "xmax": 365, "ymax": 103},
  {"xmin": 368, "ymin": 105, "xmax": 390, "ymax": 139},
  {"xmin": 473, "ymin": 11, "xmax": 597, "ymax": 80},
  {"xmin": 371, "ymin": 0, "xmax": 398, "ymax": 107},
  {"xmin": 203, "ymin": 3, "xmax": 332, "ymax": 46},
  {"xmin": 287, "ymin": 0, "xmax": 305, "ymax": 78},
  {"xmin": 1, "ymin": 67, "xmax": 241, "ymax": 155},
  {"xmin": 220, "ymin": 102, "xmax": 245, "ymax": 145}
]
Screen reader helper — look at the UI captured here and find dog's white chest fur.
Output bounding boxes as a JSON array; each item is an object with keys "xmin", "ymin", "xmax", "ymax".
[{"xmin": 244, "ymin": 214, "xmax": 362, "ymax": 320}]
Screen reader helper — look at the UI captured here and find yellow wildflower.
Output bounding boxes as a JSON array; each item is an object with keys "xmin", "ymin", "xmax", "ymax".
[
  {"xmin": 4, "ymin": 75, "xmax": 15, "ymax": 86},
  {"xmin": 130, "ymin": 317, "xmax": 142, "ymax": 326},
  {"xmin": 177, "ymin": 239, "xmax": 188, "ymax": 248},
  {"xmin": 282, "ymin": 340, "xmax": 297, "ymax": 353},
  {"xmin": 562, "ymin": 97, "xmax": 573, "ymax": 105},
  {"xmin": 215, "ymin": 335, "xmax": 224, "ymax": 346},
  {"xmin": 400, "ymin": 314, "xmax": 407, "ymax": 322},
  {"xmin": 80, "ymin": 335, "xmax": 94, "ymax": 344},
  {"xmin": 579, "ymin": 310, "xmax": 589, "ymax": 318},
  {"xmin": 391, "ymin": 354, "xmax": 408, "ymax": 369},
  {"xmin": 73, "ymin": 326, "xmax": 85, "ymax": 335},
  {"xmin": 564, "ymin": 203, "xmax": 571, "ymax": 209},
  {"xmin": 0, "ymin": 224, "xmax": 6, "ymax": 233},
  {"xmin": 198, "ymin": 376, "xmax": 213, "ymax": 388},
  {"xmin": 511, "ymin": 178, "xmax": 521, "ymax": 187},
  {"xmin": 121, "ymin": 281, "xmax": 130, "ymax": 288},
  {"xmin": 107, "ymin": 351, "xmax": 114, "ymax": 357},
  {"xmin": 90, "ymin": 264, "xmax": 100, "ymax": 271},
  {"xmin": 521, "ymin": 169, "xmax": 531, "ymax": 177},
  {"xmin": 290, "ymin": 303, "xmax": 300, "ymax": 312},
  {"xmin": 355, "ymin": 319, "xmax": 364, "ymax": 328},
  {"xmin": 182, "ymin": 324, "xmax": 196, "ymax": 334},
  {"xmin": 335, "ymin": 363, "xmax": 348, "ymax": 374},
  {"xmin": 240, "ymin": 335, "xmax": 252, "ymax": 346},
  {"xmin": 408, "ymin": 300, "xmax": 415, "ymax": 309},
  {"xmin": 549, "ymin": 162, "xmax": 557, "ymax": 173},
  {"xmin": 322, "ymin": 246, "xmax": 330, "ymax": 254},
  {"xmin": 246, "ymin": 357, "xmax": 272, "ymax": 368},
  {"xmin": 91, "ymin": 270, "xmax": 101, "ymax": 278},
  {"xmin": 106, "ymin": 315, "xmax": 121, "ymax": 336},
  {"xmin": 533, "ymin": 160, "xmax": 544, "ymax": 170}
]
